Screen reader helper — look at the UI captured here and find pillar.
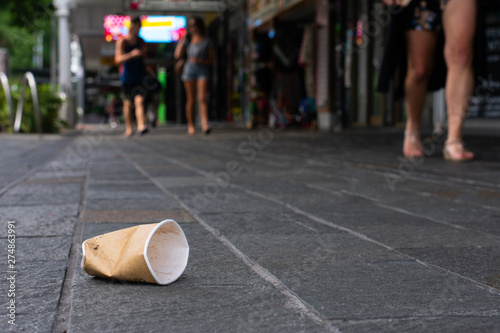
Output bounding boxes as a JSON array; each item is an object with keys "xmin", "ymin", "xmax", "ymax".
[{"xmin": 54, "ymin": 0, "xmax": 73, "ymax": 125}]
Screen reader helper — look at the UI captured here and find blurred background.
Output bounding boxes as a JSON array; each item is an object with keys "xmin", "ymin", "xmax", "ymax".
[{"xmin": 1, "ymin": 0, "xmax": 499, "ymax": 134}]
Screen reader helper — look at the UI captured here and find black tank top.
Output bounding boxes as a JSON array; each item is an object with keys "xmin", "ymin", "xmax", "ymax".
[{"xmin": 121, "ymin": 38, "xmax": 146, "ymax": 84}]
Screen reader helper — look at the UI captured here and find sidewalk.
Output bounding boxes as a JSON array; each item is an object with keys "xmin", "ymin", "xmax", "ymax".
[{"xmin": 1, "ymin": 125, "xmax": 500, "ymax": 332}]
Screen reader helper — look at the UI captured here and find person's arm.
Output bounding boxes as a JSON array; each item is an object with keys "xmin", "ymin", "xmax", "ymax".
[
  {"xmin": 174, "ymin": 35, "xmax": 186, "ymax": 59},
  {"xmin": 114, "ymin": 39, "xmax": 143, "ymax": 65},
  {"xmin": 140, "ymin": 39, "xmax": 147, "ymax": 60},
  {"xmin": 139, "ymin": 39, "xmax": 148, "ymax": 69}
]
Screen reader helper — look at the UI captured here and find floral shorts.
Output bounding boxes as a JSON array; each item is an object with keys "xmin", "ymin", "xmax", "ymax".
[{"xmin": 404, "ymin": 0, "xmax": 443, "ymax": 31}]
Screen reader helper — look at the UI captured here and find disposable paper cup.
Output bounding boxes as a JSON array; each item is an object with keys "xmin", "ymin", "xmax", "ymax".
[{"xmin": 81, "ymin": 219, "xmax": 189, "ymax": 285}]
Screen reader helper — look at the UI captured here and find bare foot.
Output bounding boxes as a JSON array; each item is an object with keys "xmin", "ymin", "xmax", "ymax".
[
  {"xmin": 443, "ymin": 141, "xmax": 474, "ymax": 162},
  {"xmin": 403, "ymin": 131, "xmax": 423, "ymax": 158}
]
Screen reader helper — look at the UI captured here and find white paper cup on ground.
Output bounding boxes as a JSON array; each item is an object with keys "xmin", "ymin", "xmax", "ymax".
[{"xmin": 81, "ymin": 219, "xmax": 189, "ymax": 285}]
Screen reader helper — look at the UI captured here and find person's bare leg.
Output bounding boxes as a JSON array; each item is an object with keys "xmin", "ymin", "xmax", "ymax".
[
  {"xmin": 123, "ymin": 99, "xmax": 133, "ymax": 136},
  {"xmin": 442, "ymin": 0, "xmax": 476, "ymax": 160},
  {"xmin": 403, "ymin": 30, "xmax": 438, "ymax": 157},
  {"xmin": 184, "ymin": 80, "xmax": 196, "ymax": 134},
  {"xmin": 197, "ymin": 78, "xmax": 210, "ymax": 132},
  {"xmin": 134, "ymin": 95, "xmax": 147, "ymax": 132}
]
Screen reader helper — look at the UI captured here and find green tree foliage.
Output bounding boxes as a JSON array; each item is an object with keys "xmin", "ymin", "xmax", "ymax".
[
  {"xmin": 4, "ymin": 0, "xmax": 54, "ymax": 28},
  {"xmin": 0, "ymin": 0, "xmax": 54, "ymax": 70}
]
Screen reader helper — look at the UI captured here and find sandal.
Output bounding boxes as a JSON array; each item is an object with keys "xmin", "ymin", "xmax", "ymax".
[
  {"xmin": 403, "ymin": 131, "xmax": 424, "ymax": 158},
  {"xmin": 443, "ymin": 140, "xmax": 474, "ymax": 162}
]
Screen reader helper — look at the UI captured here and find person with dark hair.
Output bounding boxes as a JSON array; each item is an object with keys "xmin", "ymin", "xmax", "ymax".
[
  {"xmin": 174, "ymin": 16, "xmax": 214, "ymax": 135},
  {"xmin": 115, "ymin": 16, "xmax": 148, "ymax": 137},
  {"xmin": 381, "ymin": 0, "xmax": 477, "ymax": 161}
]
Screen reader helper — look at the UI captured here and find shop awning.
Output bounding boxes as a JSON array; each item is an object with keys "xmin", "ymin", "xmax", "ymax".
[{"xmin": 123, "ymin": 0, "xmax": 229, "ymax": 12}]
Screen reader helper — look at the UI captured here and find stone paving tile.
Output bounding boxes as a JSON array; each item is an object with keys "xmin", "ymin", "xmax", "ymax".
[
  {"xmin": 88, "ymin": 169, "xmax": 141, "ymax": 177},
  {"xmin": 0, "ymin": 205, "xmax": 78, "ymax": 237},
  {"xmin": 154, "ymin": 176, "xmax": 210, "ymax": 188},
  {"xmin": 378, "ymin": 195, "xmax": 500, "ymax": 236},
  {"xmin": 3, "ymin": 129, "xmax": 500, "ymax": 332},
  {"xmin": 22, "ymin": 177, "xmax": 85, "ymax": 185},
  {"xmin": 0, "ymin": 136, "xmax": 76, "ymax": 192},
  {"xmin": 85, "ymin": 197, "xmax": 181, "ymax": 211},
  {"xmin": 0, "ymin": 260, "xmax": 68, "ymax": 315},
  {"xmin": 220, "ymin": 175, "xmax": 500, "ymax": 248},
  {"xmin": 335, "ymin": 316, "xmax": 500, "ymax": 333},
  {"xmin": 72, "ymin": 223, "xmax": 324, "ymax": 332},
  {"xmin": 42, "ymin": 160, "xmax": 88, "ymax": 172},
  {"xmin": 0, "ymin": 183, "xmax": 83, "ymax": 207},
  {"xmin": 4, "ymin": 314, "xmax": 53, "ymax": 333},
  {"xmin": 82, "ymin": 209, "xmax": 195, "ymax": 223},
  {"xmin": 127, "ymin": 157, "xmax": 173, "ymax": 165},
  {"xmin": 69, "ymin": 286, "xmax": 322, "ymax": 333},
  {"xmin": 174, "ymin": 136, "xmax": 500, "ymax": 200},
  {"xmin": 300, "ymin": 179, "xmax": 500, "ymax": 234},
  {"xmin": 400, "ymin": 246, "xmax": 500, "ymax": 288},
  {"xmin": 199, "ymin": 211, "xmax": 343, "ymax": 236},
  {"xmin": 0, "ymin": 236, "xmax": 72, "ymax": 261},
  {"xmin": 85, "ymin": 188, "xmax": 165, "ymax": 200},
  {"xmin": 27, "ymin": 169, "xmax": 87, "ymax": 181},
  {"xmin": 227, "ymin": 234, "xmax": 500, "ymax": 321},
  {"xmin": 88, "ymin": 173, "xmax": 147, "ymax": 182},
  {"xmin": 164, "ymin": 186, "xmax": 290, "ymax": 214},
  {"xmin": 138, "ymin": 167, "xmax": 199, "ymax": 178},
  {"xmin": 87, "ymin": 178, "xmax": 152, "ymax": 187},
  {"xmin": 181, "ymin": 149, "xmax": 498, "ymax": 220}
]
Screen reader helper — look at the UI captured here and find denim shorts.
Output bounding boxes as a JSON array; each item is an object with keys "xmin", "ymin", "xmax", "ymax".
[{"xmin": 182, "ymin": 62, "xmax": 210, "ymax": 81}]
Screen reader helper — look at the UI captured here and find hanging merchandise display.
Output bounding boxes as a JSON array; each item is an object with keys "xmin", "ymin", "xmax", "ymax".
[
  {"xmin": 247, "ymin": 0, "xmax": 333, "ymax": 130},
  {"xmin": 299, "ymin": 24, "xmax": 315, "ymax": 100}
]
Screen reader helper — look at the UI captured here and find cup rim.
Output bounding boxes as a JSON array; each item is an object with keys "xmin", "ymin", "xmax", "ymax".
[{"xmin": 143, "ymin": 219, "xmax": 190, "ymax": 285}]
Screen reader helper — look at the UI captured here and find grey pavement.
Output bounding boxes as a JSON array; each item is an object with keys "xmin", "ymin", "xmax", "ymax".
[{"xmin": 1, "ymin": 125, "xmax": 500, "ymax": 332}]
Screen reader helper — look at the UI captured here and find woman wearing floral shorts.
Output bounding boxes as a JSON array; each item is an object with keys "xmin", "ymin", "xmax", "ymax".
[{"xmin": 382, "ymin": 0, "xmax": 477, "ymax": 161}]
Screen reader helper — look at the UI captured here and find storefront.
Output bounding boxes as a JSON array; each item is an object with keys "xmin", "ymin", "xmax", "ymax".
[
  {"xmin": 247, "ymin": 0, "xmax": 342, "ymax": 130},
  {"xmin": 61, "ymin": 0, "xmax": 500, "ymax": 130},
  {"xmin": 343, "ymin": 0, "xmax": 396, "ymax": 128},
  {"xmin": 469, "ymin": 0, "xmax": 500, "ymax": 119},
  {"xmin": 207, "ymin": 3, "xmax": 248, "ymax": 126}
]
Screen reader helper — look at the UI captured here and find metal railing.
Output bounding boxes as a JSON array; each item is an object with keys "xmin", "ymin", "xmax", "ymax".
[
  {"xmin": 1, "ymin": 71, "xmax": 42, "ymax": 134},
  {"xmin": 14, "ymin": 72, "xmax": 42, "ymax": 133},
  {"xmin": 0, "ymin": 72, "xmax": 14, "ymax": 128}
]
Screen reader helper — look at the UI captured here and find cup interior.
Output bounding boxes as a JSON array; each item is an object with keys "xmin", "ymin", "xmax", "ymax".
[{"xmin": 145, "ymin": 220, "xmax": 189, "ymax": 285}]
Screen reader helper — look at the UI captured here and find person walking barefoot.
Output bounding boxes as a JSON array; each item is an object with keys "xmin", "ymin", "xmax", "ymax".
[
  {"xmin": 382, "ymin": 0, "xmax": 441, "ymax": 158},
  {"xmin": 115, "ymin": 16, "xmax": 148, "ymax": 137},
  {"xmin": 175, "ymin": 16, "xmax": 214, "ymax": 135},
  {"xmin": 441, "ymin": 0, "xmax": 476, "ymax": 161},
  {"xmin": 381, "ymin": 0, "xmax": 476, "ymax": 161}
]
